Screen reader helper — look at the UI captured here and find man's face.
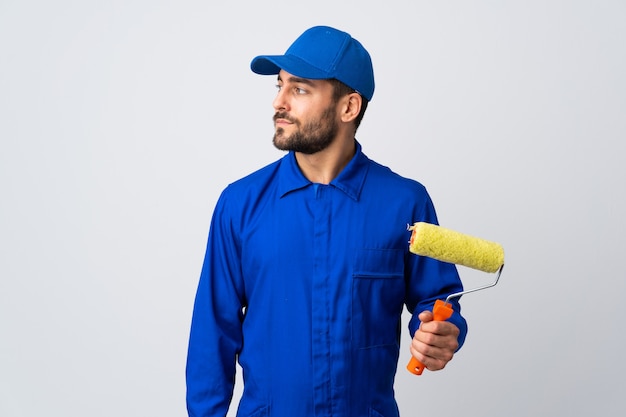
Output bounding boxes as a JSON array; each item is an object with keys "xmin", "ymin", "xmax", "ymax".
[{"xmin": 272, "ymin": 70, "xmax": 339, "ymax": 154}]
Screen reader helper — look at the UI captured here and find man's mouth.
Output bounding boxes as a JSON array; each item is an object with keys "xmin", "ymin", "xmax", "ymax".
[{"xmin": 273, "ymin": 113, "xmax": 295, "ymax": 126}]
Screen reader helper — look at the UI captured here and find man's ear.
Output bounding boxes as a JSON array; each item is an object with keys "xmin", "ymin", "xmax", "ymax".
[{"xmin": 340, "ymin": 92, "xmax": 362, "ymax": 124}]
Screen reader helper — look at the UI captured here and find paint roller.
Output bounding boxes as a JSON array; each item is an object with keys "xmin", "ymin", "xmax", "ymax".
[{"xmin": 406, "ymin": 221, "xmax": 505, "ymax": 375}]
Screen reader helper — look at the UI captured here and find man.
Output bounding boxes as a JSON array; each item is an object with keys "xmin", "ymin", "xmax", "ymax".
[{"xmin": 186, "ymin": 26, "xmax": 467, "ymax": 417}]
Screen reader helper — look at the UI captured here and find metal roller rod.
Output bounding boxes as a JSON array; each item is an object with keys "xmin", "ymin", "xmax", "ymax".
[{"xmin": 445, "ymin": 264, "xmax": 504, "ymax": 304}]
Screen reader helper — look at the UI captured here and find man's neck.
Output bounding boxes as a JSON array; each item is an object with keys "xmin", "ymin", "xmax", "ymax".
[{"xmin": 294, "ymin": 137, "xmax": 356, "ymax": 185}]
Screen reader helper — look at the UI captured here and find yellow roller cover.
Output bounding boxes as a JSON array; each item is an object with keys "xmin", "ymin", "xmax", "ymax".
[{"xmin": 408, "ymin": 222, "xmax": 504, "ymax": 273}]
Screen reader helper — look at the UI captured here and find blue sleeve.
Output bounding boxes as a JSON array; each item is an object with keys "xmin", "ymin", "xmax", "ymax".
[
  {"xmin": 186, "ymin": 189, "xmax": 246, "ymax": 417},
  {"xmin": 405, "ymin": 192, "xmax": 468, "ymax": 350}
]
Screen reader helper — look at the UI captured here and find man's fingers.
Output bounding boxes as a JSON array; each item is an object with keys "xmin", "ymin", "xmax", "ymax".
[
  {"xmin": 410, "ymin": 320, "xmax": 460, "ymax": 371},
  {"xmin": 410, "ymin": 336, "xmax": 456, "ymax": 371},
  {"xmin": 418, "ymin": 310, "xmax": 433, "ymax": 323},
  {"xmin": 419, "ymin": 319, "xmax": 460, "ymax": 338},
  {"xmin": 409, "ymin": 343, "xmax": 454, "ymax": 371}
]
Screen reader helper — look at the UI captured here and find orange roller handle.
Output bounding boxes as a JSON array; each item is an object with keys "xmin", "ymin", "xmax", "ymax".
[{"xmin": 406, "ymin": 299, "xmax": 454, "ymax": 375}]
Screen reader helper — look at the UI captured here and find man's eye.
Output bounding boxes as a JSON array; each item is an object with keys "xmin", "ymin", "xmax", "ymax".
[
  {"xmin": 295, "ymin": 87, "xmax": 307, "ymax": 94},
  {"xmin": 275, "ymin": 84, "xmax": 282, "ymax": 92}
]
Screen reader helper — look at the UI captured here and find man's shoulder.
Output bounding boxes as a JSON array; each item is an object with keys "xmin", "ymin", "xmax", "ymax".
[
  {"xmin": 225, "ymin": 156, "xmax": 285, "ymax": 192},
  {"xmin": 365, "ymin": 157, "xmax": 428, "ymax": 194}
]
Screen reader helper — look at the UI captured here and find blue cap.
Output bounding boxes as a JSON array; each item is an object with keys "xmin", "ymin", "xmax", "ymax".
[{"xmin": 251, "ymin": 26, "xmax": 375, "ymax": 101}]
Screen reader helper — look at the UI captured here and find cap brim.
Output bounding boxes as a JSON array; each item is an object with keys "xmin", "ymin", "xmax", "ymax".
[{"xmin": 250, "ymin": 55, "xmax": 332, "ymax": 80}]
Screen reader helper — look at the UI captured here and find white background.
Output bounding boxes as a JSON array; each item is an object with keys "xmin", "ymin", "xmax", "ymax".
[{"xmin": 1, "ymin": 1, "xmax": 625, "ymax": 416}]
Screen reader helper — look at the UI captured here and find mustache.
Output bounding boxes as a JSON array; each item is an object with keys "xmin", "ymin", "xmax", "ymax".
[{"xmin": 273, "ymin": 112, "xmax": 296, "ymax": 123}]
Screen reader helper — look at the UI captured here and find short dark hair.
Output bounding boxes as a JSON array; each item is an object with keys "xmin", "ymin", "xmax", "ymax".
[{"xmin": 328, "ymin": 78, "xmax": 369, "ymax": 131}]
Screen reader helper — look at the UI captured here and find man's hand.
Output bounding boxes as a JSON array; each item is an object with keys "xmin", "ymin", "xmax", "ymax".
[{"xmin": 410, "ymin": 310, "xmax": 460, "ymax": 372}]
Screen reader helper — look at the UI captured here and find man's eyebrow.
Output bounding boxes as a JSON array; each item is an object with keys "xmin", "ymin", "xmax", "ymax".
[
  {"xmin": 276, "ymin": 74, "xmax": 316, "ymax": 87},
  {"xmin": 289, "ymin": 76, "xmax": 316, "ymax": 86}
]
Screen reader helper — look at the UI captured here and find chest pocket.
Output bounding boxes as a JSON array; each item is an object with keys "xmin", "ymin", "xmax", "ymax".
[
  {"xmin": 353, "ymin": 248, "xmax": 404, "ymax": 279},
  {"xmin": 352, "ymin": 248, "xmax": 405, "ymax": 349}
]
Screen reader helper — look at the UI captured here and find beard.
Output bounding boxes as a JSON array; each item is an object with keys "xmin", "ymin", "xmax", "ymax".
[{"xmin": 272, "ymin": 105, "xmax": 339, "ymax": 154}]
